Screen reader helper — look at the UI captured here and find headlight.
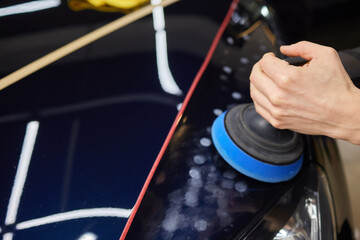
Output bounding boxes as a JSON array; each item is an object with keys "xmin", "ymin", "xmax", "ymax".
[{"xmin": 245, "ymin": 164, "xmax": 336, "ymax": 240}]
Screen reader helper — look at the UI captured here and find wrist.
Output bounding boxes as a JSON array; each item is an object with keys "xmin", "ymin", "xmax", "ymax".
[{"xmin": 339, "ymin": 87, "xmax": 360, "ymax": 145}]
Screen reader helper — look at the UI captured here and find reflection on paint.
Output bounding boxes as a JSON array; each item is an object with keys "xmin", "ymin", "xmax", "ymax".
[
  {"xmin": 0, "ymin": 0, "xmax": 61, "ymax": 17},
  {"xmin": 261, "ymin": 5, "xmax": 270, "ymax": 18},
  {"xmin": 5, "ymin": 121, "xmax": 40, "ymax": 225},
  {"xmin": 151, "ymin": 0, "xmax": 182, "ymax": 96},
  {"xmin": 16, "ymin": 207, "xmax": 132, "ymax": 230}
]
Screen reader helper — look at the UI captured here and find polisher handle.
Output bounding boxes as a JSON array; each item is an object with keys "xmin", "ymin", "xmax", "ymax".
[{"xmin": 284, "ymin": 56, "xmax": 309, "ymax": 66}]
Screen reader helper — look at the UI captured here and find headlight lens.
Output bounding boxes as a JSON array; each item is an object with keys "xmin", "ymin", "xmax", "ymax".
[{"xmin": 245, "ymin": 164, "xmax": 336, "ymax": 240}]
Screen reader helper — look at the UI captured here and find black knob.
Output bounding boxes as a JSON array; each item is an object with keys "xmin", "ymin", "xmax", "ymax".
[{"xmin": 225, "ymin": 103, "xmax": 303, "ymax": 165}]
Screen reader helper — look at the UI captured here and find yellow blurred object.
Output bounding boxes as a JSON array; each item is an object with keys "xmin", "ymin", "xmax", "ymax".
[{"xmin": 68, "ymin": 0, "xmax": 150, "ymax": 13}]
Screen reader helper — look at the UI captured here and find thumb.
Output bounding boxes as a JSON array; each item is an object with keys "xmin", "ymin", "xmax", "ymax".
[{"xmin": 280, "ymin": 41, "xmax": 325, "ymax": 60}]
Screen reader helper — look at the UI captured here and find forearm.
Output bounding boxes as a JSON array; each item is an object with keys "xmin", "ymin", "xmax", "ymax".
[
  {"xmin": 339, "ymin": 47, "xmax": 360, "ymax": 87},
  {"xmin": 337, "ymin": 47, "xmax": 360, "ymax": 144}
]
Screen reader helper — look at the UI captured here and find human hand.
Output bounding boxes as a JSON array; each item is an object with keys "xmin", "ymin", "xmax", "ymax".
[{"xmin": 249, "ymin": 41, "xmax": 360, "ymax": 144}]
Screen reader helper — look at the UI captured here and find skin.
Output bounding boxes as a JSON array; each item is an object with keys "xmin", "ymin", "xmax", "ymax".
[{"xmin": 249, "ymin": 41, "xmax": 360, "ymax": 144}]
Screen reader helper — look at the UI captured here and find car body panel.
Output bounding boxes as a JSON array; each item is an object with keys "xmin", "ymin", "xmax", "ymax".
[
  {"xmin": 0, "ymin": 0, "xmax": 232, "ymax": 238},
  {"xmin": 0, "ymin": 0, "xmax": 356, "ymax": 239}
]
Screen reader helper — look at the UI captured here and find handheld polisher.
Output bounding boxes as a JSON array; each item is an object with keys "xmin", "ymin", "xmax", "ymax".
[{"xmin": 211, "ymin": 57, "xmax": 307, "ymax": 183}]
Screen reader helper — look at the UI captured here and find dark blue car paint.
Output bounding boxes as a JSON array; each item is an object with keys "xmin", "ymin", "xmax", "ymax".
[{"xmin": 0, "ymin": 0, "xmax": 356, "ymax": 239}]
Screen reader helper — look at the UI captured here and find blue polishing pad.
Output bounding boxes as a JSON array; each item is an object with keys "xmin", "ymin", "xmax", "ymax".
[{"xmin": 211, "ymin": 111, "xmax": 303, "ymax": 183}]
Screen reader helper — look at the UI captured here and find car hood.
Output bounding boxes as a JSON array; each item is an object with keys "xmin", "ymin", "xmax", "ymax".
[{"xmin": 0, "ymin": 0, "xmax": 238, "ymax": 239}]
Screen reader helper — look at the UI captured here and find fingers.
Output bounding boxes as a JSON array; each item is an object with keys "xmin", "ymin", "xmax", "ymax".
[
  {"xmin": 251, "ymin": 83, "xmax": 289, "ymax": 129},
  {"xmin": 253, "ymin": 101, "xmax": 277, "ymax": 127},
  {"xmin": 280, "ymin": 41, "xmax": 327, "ymax": 60},
  {"xmin": 258, "ymin": 52, "xmax": 295, "ymax": 87},
  {"xmin": 250, "ymin": 83, "xmax": 273, "ymax": 111},
  {"xmin": 250, "ymin": 61, "xmax": 281, "ymax": 100}
]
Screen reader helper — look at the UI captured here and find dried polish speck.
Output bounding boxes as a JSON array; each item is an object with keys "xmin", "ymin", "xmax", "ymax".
[
  {"xmin": 185, "ymin": 190, "xmax": 198, "ymax": 207},
  {"xmin": 243, "ymin": 35, "xmax": 250, "ymax": 41},
  {"xmin": 235, "ymin": 181, "xmax": 248, "ymax": 193},
  {"xmin": 222, "ymin": 66, "xmax": 232, "ymax": 74},
  {"xmin": 240, "ymin": 57, "xmax": 249, "ymax": 64},
  {"xmin": 213, "ymin": 108, "xmax": 223, "ymax": 116},
  {"xmin": 194, "ymin": 219, "xmax": 208, "ymax": 232},
  {"xmin": 259, "ymin": 44, "xmax": 267, "ymax": 51},
  {"xmin": 200, "ymin": 138, "xmax": 211, "ymax": 147},
  {"xmin": 223, "ymin": 170, "xmax": 236, "ymax": 179},
  {"xmin": 226, "ymin": 37, "xmax": 234, "ymax": 45},
  {"xmin": 219, "ymin": 74, "xmax": 228, "ymax": 81},
  {"xmin": 193, "ymin": 155, "xmax": 206, "ymax": 165},
  {"xmin": 231, "ymin": 92, "xmax": 242, "ymax": 100},
  {"xmin": 176, "ymin": 103, "xmax": 182, "ymax": 111},
  {"xmin": 189, "ymin": 168, "xmax": 201, "ymax": 179},
  {"xmin": 221, "ymin": 179, "xmax": 234, "ymax": 189}
]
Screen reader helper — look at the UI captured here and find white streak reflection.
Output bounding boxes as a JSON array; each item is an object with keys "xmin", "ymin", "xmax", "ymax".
[
  {"xmin": 16, "ymin": 207, "xmax": 132, "ymax": 230},
  {"xmin": 5, "ymin": 121, "xmax": 39, "ymax": 225},
  {"xmin": 0, "ymin": 0, "xmax": 61, "ymax": 17},
  {"xmin": 152, "ymin": 0, "xmax": 182, "ymax": 96}
]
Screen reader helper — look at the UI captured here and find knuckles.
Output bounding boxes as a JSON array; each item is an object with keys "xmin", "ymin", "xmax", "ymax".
[
  {"xmin": 268, "ymin": 115, "xmax": 285, "ymax": 129},
  {"xmin": 268, "ymin": 90, "xmax": 287, "ymax": 107},
  {"xmin": 277, "ymin": 73, "xmax": 291, "ymax": 86},
  {"xmin": 325, "ymin": 46, "xmax": 337, "ymax": 56}
]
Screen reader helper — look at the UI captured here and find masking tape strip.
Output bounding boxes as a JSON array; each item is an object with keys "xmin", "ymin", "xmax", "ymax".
[{"xmin": 236, "ymin": 19, "xmax": 262, "ymax": 39}]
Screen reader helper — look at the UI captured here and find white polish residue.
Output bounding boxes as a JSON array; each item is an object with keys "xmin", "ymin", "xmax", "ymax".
[
  {"xmin": 243, "ymin": 35, "xmax": 250, "ymax": 41},
  {"xmin": 78, "ymin": 232, "xmax": 98, "ymax": 240},
  {"xmin": 231, "ymin": 92, "xmax": 242, "ymax": 100},
  {"xmin": 193, "ymin": 155, "xmax": 206, "ymax": 165},
  {"xmin": 221, "ymin": 179, "xmax": 234, "ymax": 189},
  {"xmin": 152, "ymin": 1, "xmax": 182, "ymax": 96},
  {"xmin": 226, "ymin": 37, "xmax": 234, "ymax": 45},
  {"xmin": 235, "ymin": 181, "xmax": 248, "ymax": 193},
  {"xmin": 213, "ymin": 109, "xmax": 223, "ymax": 116},
  {"xmin": 259, "ymin": 45, "xmax": 267, "ymax": 51},
  {"xmin": 5, "ymin": 121, "xmax": 39, "ymax": 225},
  {"xmin": 176, "ymin": 103, "xmax": 182, "ymax": 111},
  {"xmin": 194, "ymin": 219, "xmax": 207, "ymax": 231},
  {"xmin": 240, "ymin": 57, "xmax": 249, "ymax": 64},
  {"xmin": 222, "ymin": 66, "xmax": 232, "ymax": 74},
  {"xmin": 2, "ymin": 233, "xmax": 13, "ymax": 240},
  {"xmin": 219, "ymin": 74, "xmax": 228, "ymax": 81},
  {"xmin": 189, "ymin": 168, "xmax": 201, "ymax": 179},
  {"xmin": 185, "ymin": 190, "xmax": 198, "ymax": 208},
  {"xmin": 223, "ymin": 170, "xmax": 236, "ymax": 180},
  {"xmin": 200, "ymin": 138, "xmax": 211, "ymax": 147},
  {"xmin": 162, "ymin": 208, "xmax": 179, "ymax": 232},
  {"xmin": 16, "ymin": 208, "xmax": 132, "ymax": 230}
]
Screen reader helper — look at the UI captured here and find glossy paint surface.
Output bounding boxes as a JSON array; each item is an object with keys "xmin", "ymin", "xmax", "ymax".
[
  {"xmin": 0, "ymin": 0, "xmax": 355, "ymax": 239},
  {"xmin": 0, "ymin": 0, "xmax": 232, "ymax": 238},
  {"xmin": 124, "ymin": 1, "xmax": 354, "ymax": 239},
  {"xmin": 125, "ymin": 3, "xmax": 310, "ymax": 238}
]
